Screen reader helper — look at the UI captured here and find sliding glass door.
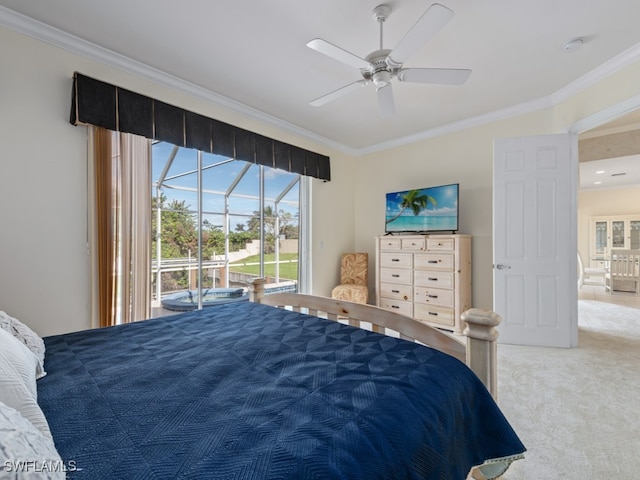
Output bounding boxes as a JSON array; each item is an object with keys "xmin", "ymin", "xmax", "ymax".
[{"xmin": 151, "ymin": 142, "xmax": 304, "ymax": 316}]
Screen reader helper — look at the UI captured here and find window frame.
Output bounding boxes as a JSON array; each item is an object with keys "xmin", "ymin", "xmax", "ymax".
[{"xmin": 151, "ymin": 142, "xmax": 310, "ymax": 313}]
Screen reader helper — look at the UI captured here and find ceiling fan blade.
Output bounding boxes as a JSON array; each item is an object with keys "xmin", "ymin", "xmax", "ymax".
[
  {"xmin": 377, "ymin": 84, "xmax": 396, "ymax": 117},
  {"xmin": 387, "ymin": 3, "xmax": 454, "ymax": 67},
  {"xmin": 397, "ymin": 68, "xmax": 471, "ymax": 85},
  {"xmin": 310, "ymin": 80, "xmax": 369, "ymax": 107},
  {"xmin": 307, "ymin": 38, "xmax": 371, "ymax": 70}
]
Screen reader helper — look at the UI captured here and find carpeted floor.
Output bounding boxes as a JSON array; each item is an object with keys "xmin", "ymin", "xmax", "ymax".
[{"xmin": 496, "ymin": 290, "xmax": 640, "ymax": 479}]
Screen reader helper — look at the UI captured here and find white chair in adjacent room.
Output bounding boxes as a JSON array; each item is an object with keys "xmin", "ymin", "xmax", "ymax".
[
  {"xmin": 605, "ymin": 250, "xmax": 640, "ymax": 296},
  {"xmin": 577, "ymin": 251, "xmax": 607, "ymax": 289}
]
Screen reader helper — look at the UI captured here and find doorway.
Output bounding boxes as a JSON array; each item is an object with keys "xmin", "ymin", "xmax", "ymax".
[{"xmin": 576, "ymin": 108, "xmax": 640, "ymax": 312}]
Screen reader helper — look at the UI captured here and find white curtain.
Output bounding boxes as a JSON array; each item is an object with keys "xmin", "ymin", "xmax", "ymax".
[{"xmin": 88, "ymin": 127, "xmax": 151, "ymax": 327}]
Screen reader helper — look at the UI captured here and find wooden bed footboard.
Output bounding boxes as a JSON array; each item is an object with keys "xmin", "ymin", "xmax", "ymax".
[{"xmin": 249, "ymin": 279, "xmax": 501, "ymax": 399}]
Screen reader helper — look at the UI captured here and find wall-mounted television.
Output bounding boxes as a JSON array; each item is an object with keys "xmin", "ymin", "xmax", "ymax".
[{"xmin": 385, "ymin": 183, "xmax": 459, "ymax": 234}]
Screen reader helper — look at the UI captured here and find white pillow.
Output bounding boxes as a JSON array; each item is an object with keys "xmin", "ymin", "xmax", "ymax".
[
  {"xmin": 0, "ymin": 328, "xmax": 52, "ymax": 439},
  {"xmin": 0, "ymin": 401, "xmax": 65, "ymax": 479},
  {"xmin": 0, "ymin": 310, "xmax": 46, "ymax": 379}
]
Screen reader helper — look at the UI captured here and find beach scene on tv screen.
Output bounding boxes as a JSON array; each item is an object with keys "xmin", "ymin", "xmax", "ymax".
[{"xmin": 385, "ymin": 184, "xmax": 458, "ymax": 232}]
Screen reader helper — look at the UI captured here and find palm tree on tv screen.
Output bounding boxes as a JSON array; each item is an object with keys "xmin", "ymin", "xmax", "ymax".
[{"xmin": 386, "ymin": 189, "xmax": 437, "ymax": 225}]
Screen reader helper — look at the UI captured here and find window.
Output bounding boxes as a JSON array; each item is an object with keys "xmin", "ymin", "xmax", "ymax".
[{"xmin": 151, "ymin": 142, "xmax": 308, "ymax": 316}]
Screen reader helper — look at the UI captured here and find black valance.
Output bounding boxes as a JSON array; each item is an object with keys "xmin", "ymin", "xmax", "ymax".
[{"xmin": 70, "ymin": 72, "xmax": 331, "ymax": 181}]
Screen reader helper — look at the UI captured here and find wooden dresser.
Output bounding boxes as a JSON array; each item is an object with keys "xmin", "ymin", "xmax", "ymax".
[{"xmin": 375, "ymin": 234, "xmax": 471, "ymax": 334}]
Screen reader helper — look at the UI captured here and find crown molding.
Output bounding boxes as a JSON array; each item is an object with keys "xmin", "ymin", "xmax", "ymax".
[
  {"xmin": 357, "ymin": 96, "xmax": 554, "ymax": 155},
  {"xmin": 1, "ymin": 5, "xmax": 639, "ymax": 157},
  {"xmin": 551, "ymin": 42, "xmax": 640, "ymax": 106},
  {"xmin": 566, "ymin": 92, "xmax": 640, "ymax": 135}
]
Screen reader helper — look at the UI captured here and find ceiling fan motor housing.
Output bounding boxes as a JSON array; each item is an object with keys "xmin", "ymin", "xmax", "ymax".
[{"xmin": 362, "ymin": 49, "xmax": 398, "ymax": 87}]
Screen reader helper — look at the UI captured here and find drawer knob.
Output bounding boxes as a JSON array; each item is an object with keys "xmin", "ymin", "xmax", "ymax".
[
  {"xmin": 428, "ymin": 295, "xmax": 438, "ymax": 298},
  {"xmin": 428, "ymin": 277, "xmax": 438, "ymax": 281},
  {"xmin": 391, "ymin": 258, "xmax": 400, "ymax": 262},
  {"xmin": 392, "ymin": 274, "xmax": 400, "ymax": 278},
  {"xmin": 428, "ymin": 260, "xmax": 438, "ymax": 264},
  {"xmin": 391, "ymin": 305, "xmax": 400, "ymax": 309},
  {"xmin": 391, "ymin": 289, "xmax": 400, "ymax": 293},
  {"xmin": 428, "ymin": 312, "xmax": 438, "ymax": 316}
]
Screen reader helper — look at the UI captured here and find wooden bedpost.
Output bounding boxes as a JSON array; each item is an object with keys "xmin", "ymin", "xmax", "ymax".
[
  {"xmin": 249, "ymin": 278, "xmax": 266, "ymax": 303},
  {"xmin": 461, "ymin": 308, "xmax": 501, "ymax": 400}
]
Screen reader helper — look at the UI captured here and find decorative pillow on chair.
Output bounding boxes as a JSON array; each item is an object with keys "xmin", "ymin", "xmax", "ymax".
[
  {"xmin": 0, "ymin": 328, "xmax": 52, "ymax": 439},
  {"xmin": 340, "ymin": 253, "xmax": 368, "ymax": 285},
  {"xmin": 0, "ymin": 310, "xmax": 46, "ymax": 379},
  {"xmin": 0, "ymin": 401, "xmax": 64, "ymax": 479},
  {"xmin": 331, "ymin": 284, "xmax": 369, "ymax": 304}
]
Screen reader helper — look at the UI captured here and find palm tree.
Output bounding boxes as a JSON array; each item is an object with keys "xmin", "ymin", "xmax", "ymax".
[{"xmin": 385, "ymin": 189, "xmax": 436, "ymax": 224}]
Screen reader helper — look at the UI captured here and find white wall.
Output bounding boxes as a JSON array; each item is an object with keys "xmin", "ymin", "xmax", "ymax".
[
  {"xmin": 310, "ymin": 151, "xmax": 357, "ymax": 296},
  {"xmin": 353, "ymin": 111, "xmax": 554, "ymax": 309},
  {"xmin": 0, "ymin": 26, "xmax": 355, "ymax": 335},
  {"xmin": 1, "ymin": 28, "xmax": 91, "ymax": 336}
]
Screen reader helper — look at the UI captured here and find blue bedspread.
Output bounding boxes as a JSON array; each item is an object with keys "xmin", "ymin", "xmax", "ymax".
[{"xmin": 38, "ymin": 301, "xmax": 525, "ymax": 479}]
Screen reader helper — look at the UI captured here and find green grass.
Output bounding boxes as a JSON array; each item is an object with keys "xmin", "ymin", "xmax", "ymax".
[{"xmin": 229, "ymin": 253, "xmax": 298, "ymax": 280}]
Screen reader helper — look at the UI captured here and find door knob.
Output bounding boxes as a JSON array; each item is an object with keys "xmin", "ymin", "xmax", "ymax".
[{"xmin": 494, "ymin": 264, "xmax": 511, "ymax": 270}]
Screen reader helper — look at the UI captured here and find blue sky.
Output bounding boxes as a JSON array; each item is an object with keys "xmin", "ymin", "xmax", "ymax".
[{"xmin": 152, "ymin": 142, "xmax": 300, "ymax": 230}]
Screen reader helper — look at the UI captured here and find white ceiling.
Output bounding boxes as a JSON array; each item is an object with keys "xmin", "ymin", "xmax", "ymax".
[
  {"xmin": 579, "ymin": 109, "xmax": 640, "ymax": 191},
  {"xmin": 2, "ymin": 0, "xmax": 640, "ymax": 156},
  {"xmin": 579, "ymin": 155, "xmax": 640, "ymax": 190}
]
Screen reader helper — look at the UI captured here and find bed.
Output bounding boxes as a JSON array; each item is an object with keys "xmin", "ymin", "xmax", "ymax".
[{"xmin": 2, "ymin": 280, "xmax": 525, "ymax": 480}]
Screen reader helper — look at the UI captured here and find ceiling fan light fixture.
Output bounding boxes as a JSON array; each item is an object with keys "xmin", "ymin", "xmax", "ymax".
[{"xmin": 373, "ymin": 70, "xmax": 391, "ymax": 88}]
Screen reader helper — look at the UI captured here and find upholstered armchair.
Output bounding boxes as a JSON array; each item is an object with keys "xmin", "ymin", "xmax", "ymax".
[{"xmin": 331, "ymin": 253, "xmax": 369, "ymax": 304}]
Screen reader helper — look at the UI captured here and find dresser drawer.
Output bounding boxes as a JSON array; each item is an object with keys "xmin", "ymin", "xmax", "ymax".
[
  {"xmin": 380, "ymin": 282, "xmax": 413, "ymax": 301},
  {"xmin": 414, "ymin": 253, "xmax": 454, "ymax": 270},
  {"xmin": 414, "ymin": 304, "xmax": 454, "ymax": 327},
  {"xmin": 426, "ymin": 237, "xmax": 455, "ymax": 251},
  {"xmin": 401, "ymin": 238, "xmax": 425, "ymax": 251},
  {"xmin": 379, "ymin": 298, "xmax": 413, "ymax": 317},
  {"xmin": 379, "ymin": 237, "xmax": 402, "ymax": 250},
  {"xmin": 380, "ymin": 252, "xmax": 413, "ymax": 268},
  {"xmin": 380, "ymin": 267, "xmax": 413, "ymax": 284},
  {"xmin": 414, "ymin": 287, "xmax": 453, "ymax": 307},
  {"xmin": 414, "ymin": 270, "xmax": 454, "ymax": 289}
]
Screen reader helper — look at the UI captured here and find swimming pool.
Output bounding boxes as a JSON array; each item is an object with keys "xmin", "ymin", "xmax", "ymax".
[
  {"xmin": 161, "ymin": 288, "xmax": 249, "ymax": 311},
  {"xmin": 160, "ymin": 283, "xmax": 296, "ymax": 311}
]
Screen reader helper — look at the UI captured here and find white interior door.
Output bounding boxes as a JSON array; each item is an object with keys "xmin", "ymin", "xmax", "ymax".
[{"xmin": 493, "ymin": 134, "xmax": 578, "ymax": 348}]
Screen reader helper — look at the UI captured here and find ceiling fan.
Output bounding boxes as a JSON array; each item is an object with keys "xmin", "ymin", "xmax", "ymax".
[{"xmin": 307, "ymin": 3, "xmax": 471, "ymax": 117}]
